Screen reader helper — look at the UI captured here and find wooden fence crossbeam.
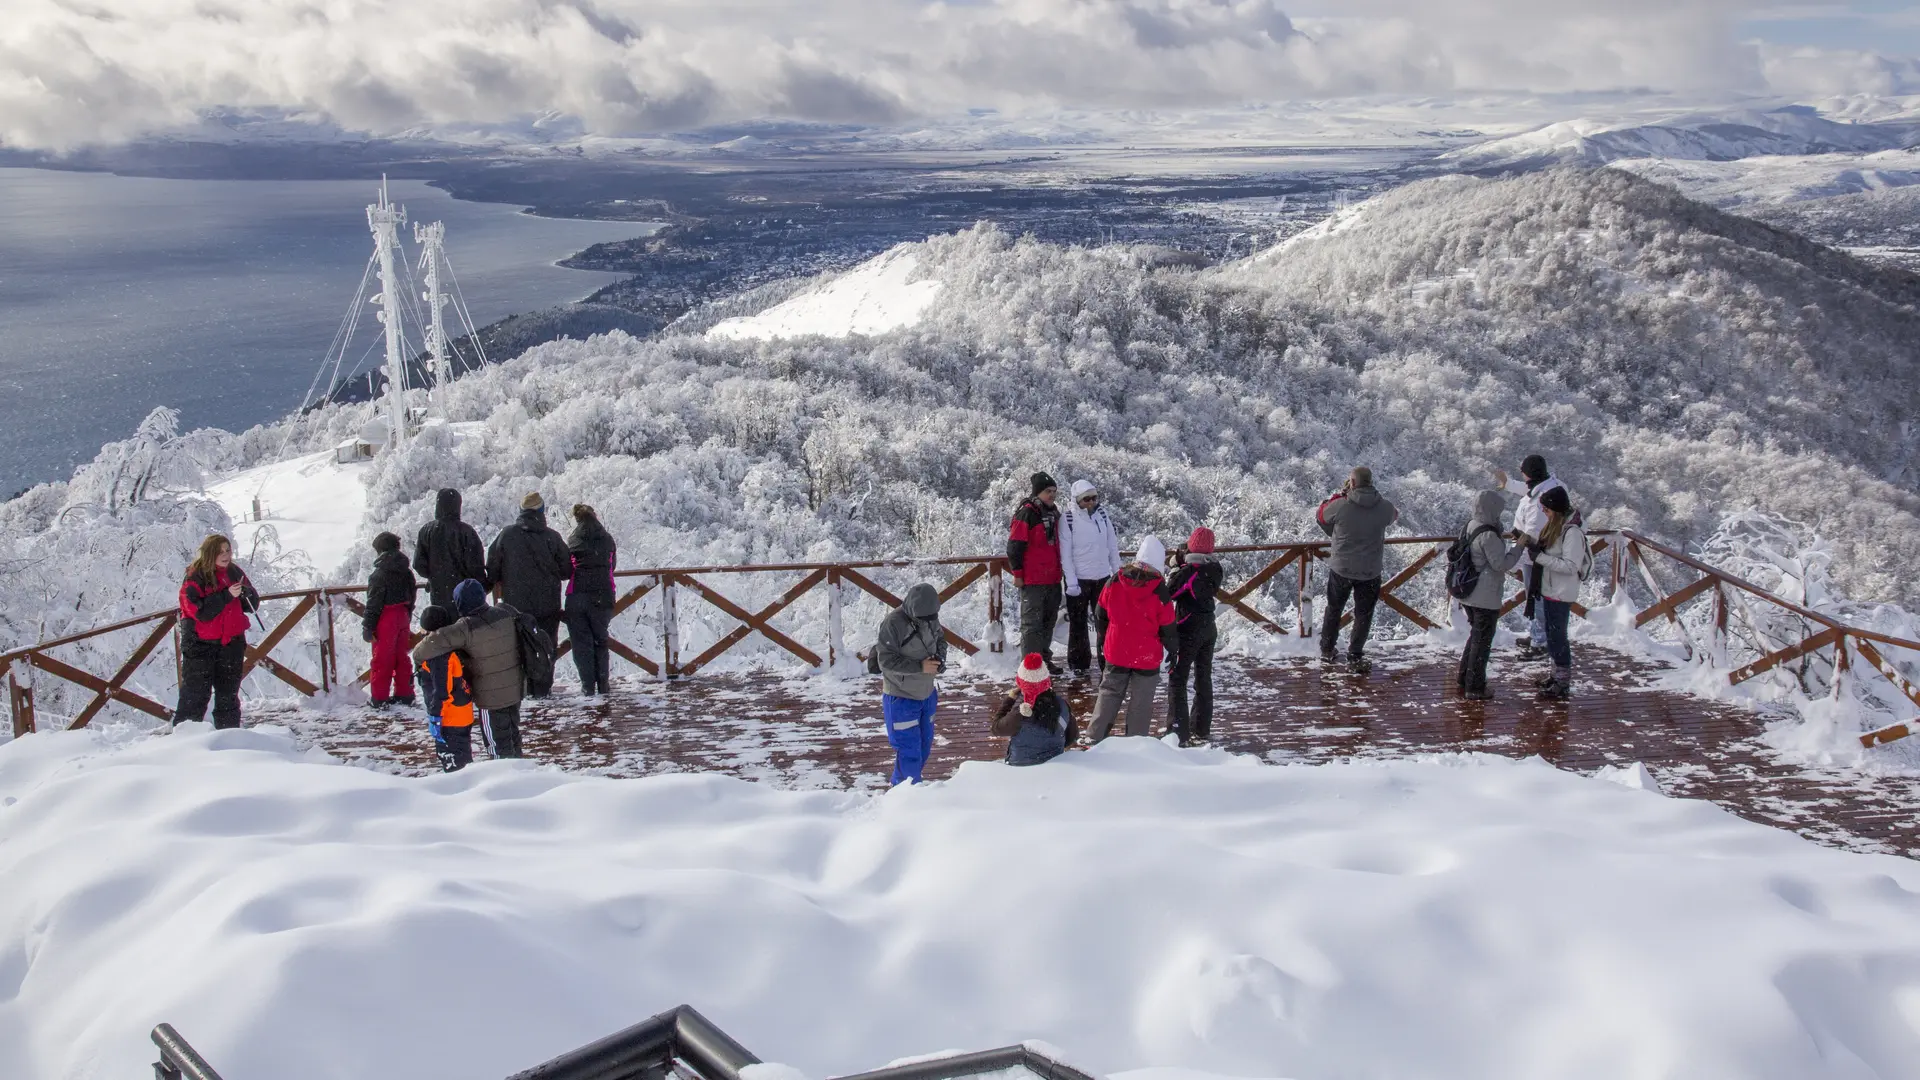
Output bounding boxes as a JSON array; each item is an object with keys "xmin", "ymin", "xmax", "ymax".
[
  {"xmin": 352, "ymin": 631, "xmax": 426, "ymax": 689},
  {"xmin": 835, "ymin": 566, "xmax": 983, "ymax": 656},
  {"xmin": 1633, "ymin": 573, "xmax": 1717, "ymax": 629},
  {"xmin": 675, "ymin": 569, "xmax": 829, "ymax": 676},
  {"xmin": 1729, "ymin": 626, "xmax": 1842, "ymax": 686},
  {"xmin": 70, "ymin": 615, "xmax": 177, "ymax": 729},
  {"xmin": 607, "ymin": 638, "xmax": 661, "ymax": 677},
  {"xmin": 1341, "ymin": 546, "xmax": 1441, "ymax": 631},
  {"xmin": 1629, "ymin": 543, "xmax": 1702, "ymax": 661},
  {"xmin": 1220, "ymin": 595, "xmax": 1286, "ymax": 634},
  {"xmin": 1851, "ymin": 639, "xmax": 1920, "ymax": 747},
  {"xmin": 256, "ymin": 654, "xmax": 321, "ymax": 697},
  {"xmin": 1225, "ymin": 550, "xmax": 1301, "ymax": 603},
  {"xmin": 27, "ymin": 651, "xmax": 172, "ymax": 722},
  {"xmin": 242, "ymin": 593, "xmax": 317, "ymax": 683},
  {"xmin": 937, "ymin": 563, "xmax": 988, "ymax": 605}
]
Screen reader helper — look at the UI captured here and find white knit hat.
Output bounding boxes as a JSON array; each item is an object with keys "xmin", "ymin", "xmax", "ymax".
[{"xmin": 1135, "ymin": 535, "xmax": 1167, "ymax": 573}]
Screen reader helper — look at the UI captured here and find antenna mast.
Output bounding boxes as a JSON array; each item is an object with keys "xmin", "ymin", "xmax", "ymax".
[
  {"xmin": 414, "ymin": 220, "xmax": 452, "ymax": 414},
  {"xmin": 366, "ymin": 176, "xmax": 409, "ymax": 449}
]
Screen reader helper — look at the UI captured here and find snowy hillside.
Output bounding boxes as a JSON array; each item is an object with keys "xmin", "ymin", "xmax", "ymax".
[
  {"xmin": 1611, "ymin": 148, "xmax": 1920, "ymax": 208},
  {"xmin": 707, "ymin": 249, "xmax": 943, "ymax": 341},
  {"xmin": 4, "ymin": 725, "xmax": 1919, "ymax": 1080},
  {"xmin": 1445, "ymin": 106, "xmax": 1919, "ymax": 170}
]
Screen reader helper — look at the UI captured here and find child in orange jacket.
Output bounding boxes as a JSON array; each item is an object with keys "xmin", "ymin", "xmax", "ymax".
[{"xmin": 414, "ymin": 606, "xmax": 477, "ymax": 771}]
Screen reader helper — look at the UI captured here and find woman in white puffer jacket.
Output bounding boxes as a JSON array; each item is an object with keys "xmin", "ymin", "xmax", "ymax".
[{"xmin": 1530, "ymin": 486, "xmax": 1590, "ymax": 702}]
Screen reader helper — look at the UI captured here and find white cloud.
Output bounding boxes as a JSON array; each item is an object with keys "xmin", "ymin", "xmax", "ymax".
[{"xmin": 0, "ymin": 0, "xmax": 1915, "ymax": 150}]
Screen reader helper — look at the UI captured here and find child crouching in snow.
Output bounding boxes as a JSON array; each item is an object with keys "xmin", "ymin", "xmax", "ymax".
[
  {"xmin": 991, "ymin": 652, "xmax": 1077, "ymax": 766},
  {"xmin": 414, "ymin": 606, "xmax": 477, "ymax": 771}
]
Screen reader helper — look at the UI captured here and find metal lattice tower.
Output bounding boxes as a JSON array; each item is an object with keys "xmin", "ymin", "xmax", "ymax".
[
  {"xmin": 366, "ymin": 176, "xmax": 409, "ymax": 448},
  {"xmin": 414, "ymin": 219, "xmax": 451, "ymax": 414}
]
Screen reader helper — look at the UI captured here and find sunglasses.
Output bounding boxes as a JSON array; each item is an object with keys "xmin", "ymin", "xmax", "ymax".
[{"xmin": 1078, "ymin": 495, "xmax": 1098, "ymax": 505}]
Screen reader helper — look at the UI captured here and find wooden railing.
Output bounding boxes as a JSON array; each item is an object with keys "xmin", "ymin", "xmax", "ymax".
[{"xmin": 5, "ymin": 531, "xmax": 1917, "ymax": 748}]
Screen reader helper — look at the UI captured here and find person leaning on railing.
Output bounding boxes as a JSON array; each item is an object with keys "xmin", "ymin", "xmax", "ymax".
[{"xmin": 173, "ymin": 533, "xmax": 259, "ymax": 730}]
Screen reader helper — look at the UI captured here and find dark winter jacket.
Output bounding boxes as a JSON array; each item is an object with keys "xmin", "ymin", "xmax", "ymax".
[
  {"xmin": 415, "ymin": 489, "xmax": 488, "ymax": 609},
  {"xmin": 487, "ymin": 508, "xmax": 571, "ymax": 618},
  {"xmin": 565, "ymin": 517, "xmax": 618, "ymax": 611},
  {"xmin": 1006, "ymin": 498, "xmax": 1063, "ymax": 586},
  {"xmin": 1168, "ymin": 555, "xmax": 1225, "ymax": 629},
  {"xmin": 990, "ymin": 687, "xmax": 1076, "ymax": 766},
  {"xmin": 1097, "ymin": 566, "xmax": 1177, "ymax": 671},
  {"xmin": 1316, "ymin": 485, "xmax": 1400, "ymax": 581},
  {"xmin": 414, "ymin": 601, "xmax": 524, "ymax": 711},
  {"xmin": 876, "ymin": 583, "xmax": 948, "ymax": 701},
  {"xmin": 361, "ymin": 549, "xmax": 418, "ymax": 639},
  {"xmin": 415, "ymin": 651, "xmax": 475, "ymax": 728},
  {"xmin": 179, "ymin": 564, "xmax": 259, "ymax": 644}
]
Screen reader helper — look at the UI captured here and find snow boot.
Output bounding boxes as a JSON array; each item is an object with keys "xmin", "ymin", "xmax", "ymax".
[
  {"xmin": 1538, "ymin": 667, "xmax": 1571, "ymax": 701},
  {"xmin": 1514, "ymin": 642, "xmax": 1545, "ymax": 661},
  {"xmin": 1464, "ymin": 687, "xmax": 1495, "ymax": 701},
  {"xmin": 1320, "ymin": 649, "xmax": 1338, "ymax": 665},
  {"xmin": 1348, "ymin": 655, "xmax": 1373, "ymax": 675},
  {"xmin": 1534, "ymin": 672, "xmax": 1558, "ymax": 689}
]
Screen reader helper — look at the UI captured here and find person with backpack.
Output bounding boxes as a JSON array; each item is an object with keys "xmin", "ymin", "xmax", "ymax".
[
  {"xmin": 874, "ymin": 583, "xmax": 948, "ymax": 785},
  {"xmin": 1089, "ymin": 536, "xmax": 1177, "ymax": 742},
  {"xmin": 1530, "ymin": 487, "xmax": 1590, "ymax": 701},
  {"xmin": 1450, "ymin": 490, "xmax": 1524, "ymax": 701},
  {"xmin": 413, "ymin": 605, "xmax": 476, "ymax": 771},
  {"xmin": 1007, "ymin": 472, "xmax": 1064, "ymax": 670},
  {"xmin": 414, "ymin": 579, "xmax": 527, "ymax": 758},
  {"xmin": 1167, "ymin": 527, "xmax": 1225, "ymax": 745},
  {"xmin": 1059, "ymin": 479, "xmax": 1122, "ymax": 678},
  {"xmin": 414, "ymin": 488, "xmax": 488, "ymax": 610},
  {"xmin": 173, "ymin": 533, "xmax": 260, "ymax": 730},
  {"xmin": 989, "ymin": 652, "xmax": 1077, "ymax": 765},
  {"xmin": 1315, "ymin": 466, "xmax": 1399, "ymax": 674},
  {"xmin": 487, "ymin": 492, "xmax": 571, "ymax": 698},
  {"xmin": 1495, "ymin": 455, "xmax": 1566, "ymax": 661},
  {"xmin": 563, "ymin": 503, "xmax": 618, "ymax": 698},
  {"xmin": 361, "ymin": 531, "xmax": 418, "ymax": 709}
]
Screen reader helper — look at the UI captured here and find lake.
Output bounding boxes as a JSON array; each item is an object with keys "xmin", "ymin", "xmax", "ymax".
[{"xmin": 0, "ymin": 168, "xmax": 659, "ymax": 494}]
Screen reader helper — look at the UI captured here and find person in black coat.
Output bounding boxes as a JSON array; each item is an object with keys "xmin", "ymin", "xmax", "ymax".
[
  {"xmin": 414, "ymin": 488, "xmax": 488, "ymax": 610},
  {"xmin": 487, "ymin": 491, "xmax": 571, "ymax": 697},
  {"xmin": 564, "ymin": 503, "xmax": 618, "ymax": 697},
  {"xmin": 1166, "ymin": 527, "xmax": 1226, "ymax": 746},
  {"xmin": 362, "ymin": 532, "xmax": 419, "ymax": 706}
]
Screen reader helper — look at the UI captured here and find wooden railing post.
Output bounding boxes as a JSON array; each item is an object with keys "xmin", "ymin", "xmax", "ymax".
[
  {"xmin": 1296, "ymin": 550, "xmax": 1314, "ymax": 638},
  {"xmin": 659, "ymin": 575, "xmax": 679, "ymax": 680},
  {"xmin": 987, "ymin": 562, "xmax": 1005, "ymax": 653},
  {"xmin": 1710, "ymin": 583, "xmax": 1728, "ymax": 668},
  {"xmin": 8, "ymin": 664, "xmax": 34, "ymax": 737},
  {"xmin": 1832, "ymin": 634, "xmax": 1850, "ymax": 702},
  {"xmin": 1608, "ymin": 537, "xmax": 1625, "ymax": 605},
  {"xmin": 826, "ymin": 569, "xmax": 846, "ymax": 671},
  {"xmin": 316, "ymin": 590, "xmax": 336, "ymax": 693}
]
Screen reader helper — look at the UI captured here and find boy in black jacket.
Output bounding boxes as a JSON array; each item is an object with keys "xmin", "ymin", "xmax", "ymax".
[{"xmin": 1167, "ymin": 527, "xmax": 1226, "ymax": 745}]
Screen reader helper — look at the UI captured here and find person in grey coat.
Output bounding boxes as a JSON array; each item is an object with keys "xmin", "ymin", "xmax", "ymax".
[
  {"xmin": 413, "ymin": 578, "xmax": 527, "ymax": 758},
  {"xmin": 1456, "ymin": 490, "xmax": 1524, "ymax": 701},
  {"xmin": 875, "ymin": 582, "xmax": 948, "ymax": 784},
  {"xmin": 1315, "ymin": 466, "xmax": 1400, "ymax": 673}
]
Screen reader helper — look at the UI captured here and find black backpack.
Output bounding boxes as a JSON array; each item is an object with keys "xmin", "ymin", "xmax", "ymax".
[
  {"xmin": 514, "ymin": 611, "xmax": 557, "ymax": 688},
  {"xmin": 1446, "ymin": 524, "xmax": 1499, "ymax": 600}
]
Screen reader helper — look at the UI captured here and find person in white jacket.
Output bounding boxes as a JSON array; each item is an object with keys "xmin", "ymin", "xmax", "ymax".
[
  {"xmin": 1060, "ymin": 479, "xmax": 1123, "ymax": 678},
  {"xmin": 1494, "ymin": 454, "xmax": 1566, "ymax": 661},
  {"xmin": 1530, "ymin": 486, "xmax": 1590, "ymax": 701}
]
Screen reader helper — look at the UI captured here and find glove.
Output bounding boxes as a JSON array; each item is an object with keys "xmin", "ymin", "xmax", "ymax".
[
  {"xmin": 1066, "ymin": 583, "xmax": 1081, "ymax": 598},
  {"xmin": 1527, "ymin": 544, "xmax": 1545, "ymax": 559},
  {"xmin": 361, "ymin": 627, "xmax": 374, "ymax": 643}
]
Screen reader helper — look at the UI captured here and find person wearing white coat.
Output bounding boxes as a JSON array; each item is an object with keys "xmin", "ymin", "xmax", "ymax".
[
  {"xmin": 1530, "ymin": 486, "xmax": 1590, "ymax": 701},
  {"xmin": 1060, "ymin": 479, "xmax": 1123, "ymax": 678},
  {"xmin": 1496, "ymin": 454, "xmax": 1566, "ymax": 660}
]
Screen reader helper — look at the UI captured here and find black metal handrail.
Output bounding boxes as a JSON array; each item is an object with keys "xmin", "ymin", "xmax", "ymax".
[
  {"xmin": 835, "ymin": 1044, "xmax": 1101, "ymax": 1080},
  {"xmin": 152, "ymin": 1023, "xmax": 224, "ymax": 1080}
]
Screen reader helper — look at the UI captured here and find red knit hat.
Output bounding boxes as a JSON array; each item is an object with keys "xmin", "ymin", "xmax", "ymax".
[
  {"xmin": 1187, "ymin": 527, "xmax": 1215, "ymax": 554},
  {"xmin": 1015, "ymin": 652, "xmax": 1051, "ymax": 711}
]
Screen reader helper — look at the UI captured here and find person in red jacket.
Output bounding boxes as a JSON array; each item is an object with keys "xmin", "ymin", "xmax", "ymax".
[
  {"xmin": 361, "ymin": 531, "xmax": 418, "ymax": 708},
  {"xmin": 173, "ymin": 533, "xmax": 260, "ymax": 729},
  {"xmin": 1007, "ymin": 472, "xmax": 1064, "ymax": 670},
  {"xmin": 1089, "ymin": 535, "xmax": 1177, "ymax": 742}
]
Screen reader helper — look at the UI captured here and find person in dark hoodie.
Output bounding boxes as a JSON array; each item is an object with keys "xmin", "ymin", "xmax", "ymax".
[
  {"xmin": 1006, "ymin": 472, "xmax": 1064, "ymax": 670},
  {"xmin": 486, "ymin": 492, "xmax": 570, "ymax": 697},
  {"xmin": 1167, "ymin": 526, "xmax": 1225, "ymax": 745},
  {"xmin": 361, "ymin": 531, "xmax": 418, "ymax": 708},
  {"xmin": 415, "ymin": 579, "xmax": 526, "ymax": 758},
  {"xmin": 1455, "ymin": 490, "xmax": 1524, "ymax": 702},
  {"xmin": 1090, "ymin": 536, "xmax": 1177, "ymax": 741},
  {"xmin": 564, "ymin": 503, "xmax": 618, "ymax": 698},
  {"xmin": 874, "ymin": 582, "xmax": 947, "ymax": 785},
  {"xmin": 990, "ymin": 652, "xmax": 1077, "ymax": 765},
  {"xmin": 414, "ymin": 488, "xmax": 489, "ymax": 610},
  {"xmin": 1315, "ymin": 466, "xmax": 1400, "ymax": 674}
]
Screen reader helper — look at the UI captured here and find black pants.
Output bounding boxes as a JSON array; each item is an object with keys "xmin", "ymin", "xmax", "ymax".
[
  {"xmin": 566, "ymin": 603, "xmax": 613, "ymax": 695},
  {"xmin": 1064, "ymin": 577, "xmax": 1110, "ymax": 672},
  {"xmin": 526, "ymin": 615, "xmax": 561, "ymax": 697},
  {"xmin": 438, "ymin": 725, "xmax": 474, "ymax": 771},
  {"xmin": 486, "ymin": 704, "xmax": 523, "ymax": 758},
  {"xmin": 1169, "ymin": 621, "xmax": 1217, "ymax": 741},
  {"xmin": 1457, "ymin": 606, "xmax": 1499, "ymax": 693},
  {"xmin": 1319, "ymin": 572, "xmax": 1381, "ymax": 659},
  {"xmin": 174, "ymin": 636, "xmax": 245, "ymax": 729},
  {"xmin": 1019, "ymin": 583, "xmax": 1062, "ymax": 662}
]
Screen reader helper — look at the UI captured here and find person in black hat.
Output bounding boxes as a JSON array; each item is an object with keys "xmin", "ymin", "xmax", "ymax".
[
  {"xmin": 1006, "ymin": 471, "xmax": 1065, "ymax": 668},
  {"xmin": 1494, "ymin": 454, "xmax": 1566, "ymax": 661}
]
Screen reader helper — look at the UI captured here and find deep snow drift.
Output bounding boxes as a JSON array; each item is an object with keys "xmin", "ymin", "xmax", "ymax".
[{"xmin": 3, "ymin": 724, "xmax": 1919, "ymax": 1080}]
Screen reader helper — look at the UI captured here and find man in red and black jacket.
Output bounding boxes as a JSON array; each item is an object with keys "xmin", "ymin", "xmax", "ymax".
[{"xmin": 1007, "ymin": 472, "xmax": 1064, "ymax": 668}]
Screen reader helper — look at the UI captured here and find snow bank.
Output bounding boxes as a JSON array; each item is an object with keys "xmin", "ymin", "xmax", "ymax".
[
  {"xmin": 206, "ymin": 447, "xmax": 369, "ymax": 580},
  {"xmin": 708, "ymin": 249, "xmax": 942, "ymax": 341},
  {"xmin": 5, "ymin": 727, "xmax": 1920, "ymax": 1080}
]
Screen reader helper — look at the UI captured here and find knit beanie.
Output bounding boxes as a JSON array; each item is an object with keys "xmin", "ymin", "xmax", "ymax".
[
  {"xmin": 1135, "ymin": 535, "xmax": 1168, "ymax": 574},
  {"xmin": 452, "ymin": 578, "xmax": 487, "ymax": 616},
  {"xmin": 372, "ymin": 531, "xmax": 401, "ymax": 554},
  {"xmin": 419, "ymin": 605, "xmax": 453, "ymax": 633},
  {"xmin": 1187, "ymin": 527, "xmax": 1215, "ymax": 555},
  {"xmin": 1520, "ymin": 455, "xmax": 1549, "ymax": 484},
  {"xmin": 521, "ymin": 491, "xmax": 545, "ymax": 511},
  {"xmin": 1015, "ymin": 652, "xmax": 1051, "ymax": 714},
  {"xmin": 1539, "ymin": 486, "xmax": 1571, "ymax": 515},
  {"xmin": 1030, "ymin": 472, "xmax": 1058, "ymax": 497}
]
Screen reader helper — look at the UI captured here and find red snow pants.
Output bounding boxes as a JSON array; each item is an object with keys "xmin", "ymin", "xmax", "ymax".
[{"xmin": 371, "ymin": 605, "xmax": 415, "ymax": 703}]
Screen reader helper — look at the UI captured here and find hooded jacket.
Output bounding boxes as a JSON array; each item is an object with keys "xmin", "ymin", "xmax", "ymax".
[
  {"xmin": 1168, "ymin": 555, "xmax": 1225, "ymax": 628},
  {"xmin": 566, "ymin": 517, "xmax": 619, "ymax": 610},
  {"xmin": 1097, "ymin": 565, "xmax": 1178, "ymax": 671},
  {"xmin": 361, "ymin": 548, "xmax": 418, "ymax": 638},
  {"xmin": 1461, "ymin": 490, "xmax": 1523, "ymax": 611},
  {"xmin": 487, "ymin": 508, "xmax": 572, "ymax": 618},
  {"xmin": 413, "ymin": 600, "xmax": 525, "ymax": 711},
  {"xmin": 875, "ymin": 583, "xmax": 948, "ymax": 701},
  {"xmin": 414, "ymin": 490, "xmax": 488, "ymax": 609},
  {"xmin": 1007, "ymin": 498, "xmax": 1063, "ymax": 586},
  {"xmin": 1502, "ymin": 473, "xmax": 1565, "ymax": 570},
  {"xmin": 1316, "ymin": 485, "xmax": 1399, "ymax": 581},
  {"xmin": 1059, "ymin": 480, "xmax": 1122, "ymax": 587},
  {"xmin": 1535, "ymin": 517, "xmax": 1591, "ymax": 604}
]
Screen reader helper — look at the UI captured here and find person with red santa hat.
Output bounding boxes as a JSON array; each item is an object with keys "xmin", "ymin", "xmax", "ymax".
[{"xmin": 990, "ymin": 652, "xmax": 1077, "ymax": 765}]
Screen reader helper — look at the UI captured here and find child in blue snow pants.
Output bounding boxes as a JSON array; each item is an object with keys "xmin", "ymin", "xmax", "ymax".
[{"xmin": 883, "ymin": 689, "xmax": 938, "ymax": 785}]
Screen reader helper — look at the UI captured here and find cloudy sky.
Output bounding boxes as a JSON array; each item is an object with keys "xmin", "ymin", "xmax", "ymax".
[{"xmin": 3, "ymin": 0, "xmax": 1918, "ymax": 149}]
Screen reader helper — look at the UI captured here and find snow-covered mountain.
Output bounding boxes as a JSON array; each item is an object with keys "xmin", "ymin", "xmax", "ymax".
[{"xmin": 1445, "ymin": 106, "xmax": 1920, "ymax": 170}]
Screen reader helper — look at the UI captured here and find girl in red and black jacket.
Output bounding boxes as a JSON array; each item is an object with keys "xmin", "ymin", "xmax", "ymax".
[
  {"xmin": 361, "ymin": 531, "xmax": 418, "ymax": 708},
  {"xmin": 174, "ymin": 533, "xmax": 260, "ymax": 729}
]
